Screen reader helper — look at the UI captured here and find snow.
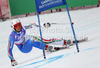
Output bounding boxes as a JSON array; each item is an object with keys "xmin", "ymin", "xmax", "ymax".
[{"xmin": 0, "ymin": 7, "xmax": 100, "ymax": 68}]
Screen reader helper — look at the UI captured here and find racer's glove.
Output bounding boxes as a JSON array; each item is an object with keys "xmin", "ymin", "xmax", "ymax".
[
  {"xmin": 11, "ymin": 59, "xmax": 18, "ymax": 66},
  {"xmin": 43, "ymin": 22, "xmax": 51, "ymax": 28}
]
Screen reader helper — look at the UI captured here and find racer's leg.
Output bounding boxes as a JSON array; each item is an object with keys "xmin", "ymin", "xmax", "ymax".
[
  {"xmin": 17, "ymin": 39, "xmax": 46, "ymax": 53},
  {"xmin": 17, "ymin": 39, "xmax": 33, "ymax": 53},
  {"xmin": 31, "ymin": 40, "xmax": 46, "ymax": 50},
  {"xmin": 33, "ymin": 36, "xmax": 64, "ymax": 45}
]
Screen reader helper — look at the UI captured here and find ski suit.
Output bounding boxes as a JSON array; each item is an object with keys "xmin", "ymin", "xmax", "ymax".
[
  {"xmin": 7, "ymin": 23, "xmax": 46, "ymax": 60},
  {"xmin": 7, "ymin": 23, "xmax": 64, "ymax": 60}
]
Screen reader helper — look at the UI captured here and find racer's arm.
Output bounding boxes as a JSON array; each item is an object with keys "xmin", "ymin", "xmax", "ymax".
[
  {"xmin": 23, "ymin": 22, "xmax": 51, "ymax": 30},
  {"xmin": 7, "ymin": 36, "xmax": 15, "ymax": 60},
  {"xmin": 7, "ymin": 35, "xmax": 18, "ymax": 66}
]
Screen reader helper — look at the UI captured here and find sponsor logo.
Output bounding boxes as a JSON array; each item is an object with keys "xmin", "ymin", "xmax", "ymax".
[
  {"xmin": 41, "ymin": 0, "xmax": 52, "ymax": 4},
  {"xmin": 39, "ymin": 0, "xmax": 63, "ymax": 9}
]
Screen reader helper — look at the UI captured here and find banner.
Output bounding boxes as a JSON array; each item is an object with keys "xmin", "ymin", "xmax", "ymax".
[
  {"xmin": 9, "ymin": 0, "xmax": 99, "ymax": 16},
  {"xmin": 35, "ymin": 0, "xmax": 65, "ymax": 12}
]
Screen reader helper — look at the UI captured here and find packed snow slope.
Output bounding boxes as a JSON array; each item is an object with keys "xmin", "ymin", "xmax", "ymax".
[{"xmin": 0, "ymin": 7, "xmax": 100, "ymax": 68}]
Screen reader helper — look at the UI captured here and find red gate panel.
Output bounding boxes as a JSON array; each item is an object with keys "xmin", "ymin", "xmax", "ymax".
[{"xmin": 0, "ymin": 0, "xmax": 10, "ymax": 19}]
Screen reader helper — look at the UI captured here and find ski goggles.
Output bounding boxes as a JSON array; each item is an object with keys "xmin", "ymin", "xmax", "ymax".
[{"xmin": 14, "ymin": 22, "xmax": 22, "ymax": 29}]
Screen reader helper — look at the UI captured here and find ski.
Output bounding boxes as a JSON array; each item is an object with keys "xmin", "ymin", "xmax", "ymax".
[{"xmin": 45, "ymin": 37, "xmax": 88, "ymax": 52}]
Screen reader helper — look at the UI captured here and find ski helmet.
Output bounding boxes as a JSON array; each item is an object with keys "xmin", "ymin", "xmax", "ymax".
[{"xmin": 11, "ymin": 19, "xmax": 22, "ymax": 30}]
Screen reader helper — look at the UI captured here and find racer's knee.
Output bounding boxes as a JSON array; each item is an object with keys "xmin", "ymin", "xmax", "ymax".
[{"xmin": 18, "ymin": 39, "xmax": 33, "ymax": 53}]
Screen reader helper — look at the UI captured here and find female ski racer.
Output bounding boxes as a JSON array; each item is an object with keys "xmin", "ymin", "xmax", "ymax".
[{"xmin": 7, "ymin": 19, "xmax": 69, "ymax": 66}]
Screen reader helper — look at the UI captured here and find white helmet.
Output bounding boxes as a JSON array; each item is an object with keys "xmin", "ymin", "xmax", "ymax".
[{"xmin": 11, "ymin": 19, "xmax": 22, "ymax": 30}]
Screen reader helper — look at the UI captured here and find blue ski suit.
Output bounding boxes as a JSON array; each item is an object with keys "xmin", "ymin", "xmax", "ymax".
[{"xmin": 7, "ymin": 26, "xmax": 46, "ymax": 60}]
